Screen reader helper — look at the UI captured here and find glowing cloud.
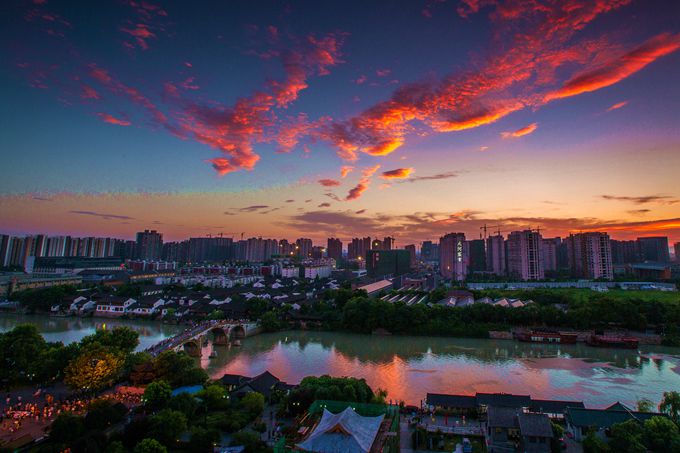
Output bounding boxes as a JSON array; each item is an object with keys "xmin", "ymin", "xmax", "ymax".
[
  {"xmin": 545, "ymin": 32, "xmax": 680, "ymax": 102},
  {"xmin": 97, "ymin": 112, "xmax": 131, "ymax": 126},
  {"xmin": 340, "ymin": 166, "xmax": 354, "ymax": 178},
  {"xmin": 381, "ymin": 168, "xmax": 414, "ymax": 179},
  {"xmin": 501, "ymin": 123, "xmax": 538, "ymax": 138},
  {"xmin": 607, "ymin": 101, "xmax": 628, "ymax": 111}
]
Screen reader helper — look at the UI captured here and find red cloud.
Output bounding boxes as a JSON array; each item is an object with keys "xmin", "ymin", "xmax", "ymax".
[
  {"xmin": 80, "ymin": 84, "xmax": 101, "ymax": 100},
  {"xmin": 97, "ymin": 113, "xmax": 131, "ymax": 126},
  {"xmin": 381, "ymin": 168, "xmax": 414, "ymax": 179},
  {"xmin": 346, "ymin": 164, "xmax": 381, "ymax": 200},
  {"xmin": 318, "ymin": 1, "xmax": 676, "ymax": 161},
  {"xmin": 501, "ymin": 122, "xmax": 538, "ymax": 138},
  {"xmin": 319, "ymin": 179, "xmax": 341, "ymax": 187},
  {"xmin": 544, "ymin": 32, "xmax": 680, "ymax": 102},
  {"xmin": 607, "ymin": 100, "xmax": 628, "ymax": 111}
]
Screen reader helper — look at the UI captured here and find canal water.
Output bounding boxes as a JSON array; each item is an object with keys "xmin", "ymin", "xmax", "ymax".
[{"xmin": 3, "ymin": 315, "xmax": 680, "ymax": 408}]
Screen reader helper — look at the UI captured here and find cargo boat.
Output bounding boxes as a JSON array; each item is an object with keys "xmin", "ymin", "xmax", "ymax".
[
  {"xmin": 515, "ymin": 330, "xmax": 578, "ymax": 344},
  {"xmin": 587, "ymin": 334, "xmax": 639, "ymax": 349}
]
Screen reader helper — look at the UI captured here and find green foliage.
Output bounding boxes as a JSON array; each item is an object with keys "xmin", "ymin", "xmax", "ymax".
[
  {"xmin": 636, "ymin": 398, "xmax": 655, "ymax": 412},
  {"xmin": 12, "ymin": 285, "xmax": 77, "ymax": 312},
  {"xmin": 231, "ymin": 430, "xmax": 268, "ymax": 453},
  {"xmin": 168, "ymin": 392, "xmax": 200, "ymax": 420},
  {"xmin": 246, "ymin": 297, "xmax": 269, "ymax": 319},
  {"xmin": 239, "ymin": 392, "xmax": 265, "ymax": 418},
  {"xmin": 80, "ymin": 327, "xmax": 140, "ymax": 354},
  {"xmin": 0, "ymin": 324, "xmax": 56, "ymax": 385},
  {"xmin": 134, "ymin": 438, "xmax": 168, "ymax": 453},
  {"xmin": 85, "ymin": 398, "xmax": 128, "ymax": 430},
  {"xmin": 50, "ymin": 412, "xmax": 85, "ymax": 444},
  {"xmin": 143, "ymin": 380, "xmax": 173, "ymax": 410},
  {"xmin": 104, "ymin": 440, "xmax": 127, "ymax": 453},
  {"xmin": 260, "ymin": 311, "xmax": 283, "ymax": 332},
  {"xmin": 198, "ymin": 384, "xmax": 230, "ymax": 411},
  {"xmin": 208, "ymin": 309, "xmax": 226, "ymax": 320},
  {"xmin": 152, "ymin": 350, "xmax": 209, "ymax": 387},
  {"xmin": 582, "ymin": 431, "xmax": 610, "ymax": 453},
  {"xmin": 609, "ymin": 420, "xmax": 645, "ymax": 453},
  {"xmin": 149, "ymin": 409, "xmax": 188, "ymax": 446},
  {"xmin": 188, "ymin": 426, "xmax": 221, "ymax": 452},
  {"xmin": 288, "ymin": 375, "xmax": 374, "ymax": 413},
  {"xmin": 660, "ymin": 391, "xmax": 680, "ymax": 424},
  {"xmin": 643, "ymin": 416, "xmax": 680, "ymax": 452}
]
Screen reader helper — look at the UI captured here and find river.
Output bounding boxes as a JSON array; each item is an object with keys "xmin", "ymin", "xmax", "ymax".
[{"xmin": 2, "ymin": 314, "xmax": 680, "ymax": 408}]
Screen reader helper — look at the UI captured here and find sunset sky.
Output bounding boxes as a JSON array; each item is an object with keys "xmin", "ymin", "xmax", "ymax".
[{"xmin": 1, "ymin": 0, "xmax": 680, "ymax": 245}]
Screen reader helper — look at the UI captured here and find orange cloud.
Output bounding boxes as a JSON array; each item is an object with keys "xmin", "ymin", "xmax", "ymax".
[
  {"xmin": 501, "ymin": 122, "xmax": 538, "ymax": 138},
  {"xmin": 607, "ymin": 100, "xmax": 628, "ymax": 111},
  {"xmin": 346, "ymin": 164, "xmax": 381, "ymax": 201},
  {"xmin": 381, "ymin": 168, "xmax": 413, "ymax": 179},
  {"xmin": 318, "ymin": 179, "xmax": 341, "ymax": 187},
  {"xmin": 545, "ymin": 32, "xmax": 680, "ymax": 102},
  {"xmin": 340, "ymin": 166, "xmax": 354, "ymax": 178},
  {"xmin": 97, "ymin": 112, "xmax": 131, "ymax": 126}
]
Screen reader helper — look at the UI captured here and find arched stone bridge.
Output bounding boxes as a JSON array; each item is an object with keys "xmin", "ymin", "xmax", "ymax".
[{"xmin": 146, "ymin": 320, "xmax": 260, "ymax": 358}]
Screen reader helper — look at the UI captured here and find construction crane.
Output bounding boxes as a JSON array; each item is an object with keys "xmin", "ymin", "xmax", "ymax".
[{"xmin": 480, "ymin": 224, "xmax": 504, "ymax": 239}]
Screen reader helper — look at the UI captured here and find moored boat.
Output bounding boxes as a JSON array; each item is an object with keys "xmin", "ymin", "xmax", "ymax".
[
  {"xmin": 516, "ymin": 330, "xmax": 578, "ymax": 344},
  {"xmin": 586, "ymin": 334, "xmax": 638, "ymax": 349}
]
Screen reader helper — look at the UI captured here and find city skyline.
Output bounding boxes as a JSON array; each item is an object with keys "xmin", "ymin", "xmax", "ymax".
[{"xmin": 2, "ymin": 0, "xmax": 680, "ymax": 244}]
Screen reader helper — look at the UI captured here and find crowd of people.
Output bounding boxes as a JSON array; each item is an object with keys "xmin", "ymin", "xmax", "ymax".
[{"xmin": 0, "ymin": 391, "xmax": 88, "ymax": 438}]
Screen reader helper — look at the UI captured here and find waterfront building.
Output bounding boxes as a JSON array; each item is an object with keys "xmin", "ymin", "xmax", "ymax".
[
  {"xmin": 506, "ymin": 230, "xmax": 544, "ymax": 280},
  {"xmin": 439, "ymin": 233, "xmax": 467, "ymax": 280},
  {"xmin": 566, "ymin": 232, "xmax": 613, "ymax": 280}
]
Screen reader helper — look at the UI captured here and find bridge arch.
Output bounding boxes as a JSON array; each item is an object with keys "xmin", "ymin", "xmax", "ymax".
[
  {"xmin": 211, "ymin": 327, "xmax": 230, "ymax": 345},
  {"xmin": 182, "ymin": 339, "xmax": 202, "ymax": 357},
  {"xmin": 230, "ymin": 325, "xmax": 246, "ymax": 340}
]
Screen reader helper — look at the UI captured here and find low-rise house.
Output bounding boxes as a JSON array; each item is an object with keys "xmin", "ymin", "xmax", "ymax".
[
  {"xmin": 94, "ymin": 296, "xmax": 136, "ymax": 317},
  {"xmin": 127, "ymin": 296, "xmax": 165, "ymax": 316},
  {"xmin": 487, "ymin": 407, "xmax": 553, "ymax": 453},
  {"xmin": 565, "ymin": 404, "xmax": 667, "ymax": 441}
]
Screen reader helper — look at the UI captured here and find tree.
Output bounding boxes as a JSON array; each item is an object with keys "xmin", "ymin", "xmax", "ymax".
[
  {"xmin": 0, "ymin": 324, "xmax": 50, "ymax": 385},
  {"xmin": 85, "ymin": 398, "xmax": 128, "ymax": 430},
  {"xmin": 104, "ymin": 440, "xmax": 127, "ymax": 453},
  {"xmin": 231, "ymin": 430, "xmax": 267, "ymax": 452},
  {"xmin": 189, "ymin": 426, "xmax": 220, "ymax": 452},
  {"xmin": 50, "ymin": 412, "xmax": 85, "ymax": 444},
  {"xmin": 143, "ymin": 380, "xmax": 172, "ymax": 410},
  {"xmin": 153, "ymin": 351, "xmax": 208, "ymax": 387},
  {"xmin": 582, "ymin": 431, "xmax": 610, "ymax": 453},
  {"xmin": 609, "ymin": 420, "xmax": 645, "ymax": 453},
  {"xmin": 198, "ymin": 384, "xmax": 229, "ymax": 410},
  {"xmin": 240, "ymin": 392, "xmax": 265, "ymax": 418},
  {"xmin": 134, "ymin": 438, "xmax": 168, "ymax": 453},
  {"xmin": 660, "ymin": 391, "xmax": 680, "ymax": 424},
  {"xmin": 149, "ymin": 409, "xmax": 187, "ymax": 446},
  {"xmin": 169, "ymin": 392, "xmax": 199, "ymax": 419},
  {"xmin": 64, "ymin": 346, "xmax": 125, "ymax": 392},
  {"xmin": 259, "ymin": 311, "xmax": 282, "ymax": 332},
  {"xmin": 636, "ymin": 398, "xmax": 655, "ymax": 412},
  {"xmin": 643, "ymin": 416, "xmax": 680, "ymax": 452},
  {"xmin": 80, "ymin": 327, "xmax": 140, "ymax": 354}
]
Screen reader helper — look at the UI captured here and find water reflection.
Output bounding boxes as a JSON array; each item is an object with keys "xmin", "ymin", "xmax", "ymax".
[
  {"xmin": 0, "ymin": 314, "xmax": 183, "ymax": 350},
  {"xmin": 202, "ymin": 331, "xmax": 680, "ymax": 408}
]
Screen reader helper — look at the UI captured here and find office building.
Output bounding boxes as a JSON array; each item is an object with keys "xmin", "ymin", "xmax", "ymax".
[
  {"xmin": 506, "ymin": 230, "xmax": 544, "ymax": 280},
  {"xmin": 566, "ymin": 232, "xmax": 613, "ymax": 280},
  {"xmin": 467, "ymin": 239, "xmax": 486, "ymax": 273},
  {"xmin": 439, "ymin": 233, "xmax": 467, "ymax": 280}
]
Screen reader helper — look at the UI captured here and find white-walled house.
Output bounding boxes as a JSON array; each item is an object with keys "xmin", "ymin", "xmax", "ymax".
[{"xmin": 95, "ymin": 296, "xmax": 136, "ymax": 317}]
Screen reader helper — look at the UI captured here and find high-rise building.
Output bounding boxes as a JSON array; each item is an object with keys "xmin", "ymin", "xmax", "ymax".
[
  {"xmin": 366, "ymin": 249, "xmax": 411, "ymax": 278},
  {"xmin": 348, "ymin": 237, "xmax": 371, "ymax": 260},
  {"xmin": 421, "ymin": 241, "xmax": 439, "ymax": 263},
  {"xmin": 296, "ymin": 238, "xmax": 313, "ymax": 259},
  {"xmin": 636, "ymin": 237, "xmax": 670, "ymax": 263},
  {"xmin": 467, "ymin": 239, "xmax": 486, "ymax": 273},
  {"xmin": 566, "ymin": 232, "xmax": 613, "ymax": 280},
  {"xmin": 405, "ymin": 244, "xmax": 417, "ymax": 267},
  {"xmin": 326, "ymin": 238, "xmax": 343, "ymax": 261},
  {"xmin": 541, "ymin": 237, "xmax": 560, "ymax": 272},
  {"xmin": 135, "ymin": 230, "xmax": 163, "ymax": 261},
  {"xmin": 610, "ymin": 239, "xmax": 639, "ymax": 264},
  {"xmin": 675, "ymin": 242, "xmax": 680, "ymax": 263},
  {"xmin": 506, "ymin": 230, "xmax": 544, "ymax": 280},
  {"xmin": 486, "ymin": 234, "xmax": 505, "ymax": 276},
  {"xmin": 382, "ymin": 237, "xmax": 394, "ymax": 250},
  {"xmin": 439, "ymin": 233, "xmax": 467, "ymax": 280}
]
